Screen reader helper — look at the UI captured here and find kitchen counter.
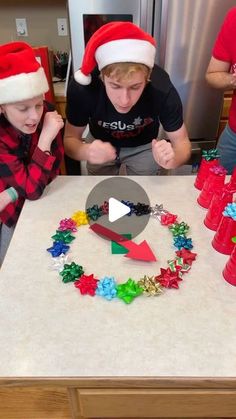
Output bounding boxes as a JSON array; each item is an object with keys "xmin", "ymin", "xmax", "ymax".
[{"xmin": 1, "ymin": 175, "xmax": 236, "ymax": 419}]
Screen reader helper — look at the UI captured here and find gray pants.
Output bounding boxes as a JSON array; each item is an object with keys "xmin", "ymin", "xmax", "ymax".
[
  {"xmin": 0, "ymin": 223, "xmax": 15, "ymax": 266},
  {"xmin": 86, "ymin": 139, "xmax": 160, "ymax": 175}
]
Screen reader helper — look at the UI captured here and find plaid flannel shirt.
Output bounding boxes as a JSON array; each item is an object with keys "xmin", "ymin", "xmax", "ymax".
[{"xmin": 0, "ymin": 102, "xmax": 64, "ymax": 227}]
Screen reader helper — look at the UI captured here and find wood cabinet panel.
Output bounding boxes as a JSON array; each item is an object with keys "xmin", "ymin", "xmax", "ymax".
[
  {"xmin": 1, "ymin": 380, "xmax": 236, "ymax": 419},
  {"xmin": 217, "ymin": 92, "xmax": 233, "ymax": 139},
  {"xmin": 0, "ymin": 386, "xmax": 71, "ymax": 419},
  {"xmin": 54, "ymin": 82, "xmax": 66, "ymax": 119},
  {"xmin": 221, "ymin": 96, "xmax": 232, "ymax": 118},
  {"xmin": 78, "ymin": 388, "xmax": 236, "ymax": 418},
  {"xmin": 55, "ymin": 97, "xmax": 66, "ymax": 119}
]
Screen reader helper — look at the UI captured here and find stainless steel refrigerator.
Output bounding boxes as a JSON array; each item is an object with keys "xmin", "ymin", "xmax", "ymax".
[{"xmin": 67, "ymin": 0, "xmax": 235, "ymax": 146}]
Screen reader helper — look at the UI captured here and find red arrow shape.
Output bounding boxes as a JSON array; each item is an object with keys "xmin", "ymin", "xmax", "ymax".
[{"xmin": 89, "ymin": 223, "xmax": 157, "ymax": 262}]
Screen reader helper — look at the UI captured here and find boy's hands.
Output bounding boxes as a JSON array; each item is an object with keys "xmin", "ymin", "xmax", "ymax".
[
  {"xmin": 38, "ymin": 111, "xmax": 64, "ymax": 150},
  {"xmin": 87, "ymin": 139, "xmax": 117, "ymax": 164},
  {"xmin": 152, "ymin": 139, "xmax": 175, "ymax": 169}
]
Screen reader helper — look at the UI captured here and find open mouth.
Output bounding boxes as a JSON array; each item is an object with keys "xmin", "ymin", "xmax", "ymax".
[{"xmin": 25, "ymin": 124, "xmax": 37, "ymax": 129}]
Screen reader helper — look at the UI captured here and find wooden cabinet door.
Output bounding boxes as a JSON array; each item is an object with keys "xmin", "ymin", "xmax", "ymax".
[
  {"xmin": 0, "ymin": 386, "xmax": 72, "ymax": 419},
  {"xmin": 77, "ymin": 388, "xmax": 236, "ymax": 418}
]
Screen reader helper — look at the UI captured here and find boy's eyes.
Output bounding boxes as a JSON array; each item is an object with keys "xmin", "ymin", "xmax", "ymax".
[
  {"xmin": 18, "ymin": 108, "xmax": 30, "ymax": 112},
  {"xmin": 16, "ymin": 106, "xmax": 27, "ymax": 111},
  {"xmin": 110, "ymin": 84, "xmax": 122, "ymax": 89},
  {"xmin": 17, "ymin": 104, "xmax": 43, "ymax": 112},
  {"xmin": 110, "ymin": 84, "xmax": 142, "ymax": 90},
  {"xmin": 131, "ymin": 85, "xmax": 142, "ymax": 90}
]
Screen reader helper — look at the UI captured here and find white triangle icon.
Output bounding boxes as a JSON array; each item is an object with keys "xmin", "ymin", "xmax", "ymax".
[{"xmin": 108, "ymin": 197, "xmax": 131, "ymax": 222}]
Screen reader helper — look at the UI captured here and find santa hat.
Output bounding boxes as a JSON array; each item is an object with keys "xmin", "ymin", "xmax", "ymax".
[
  {"xmin": 0, "ymin": 41, "xmax": 49, "ymax": 104},
  {"xmin": 75, "ymin": 21, "xmax": 156, "ymax": 85}
]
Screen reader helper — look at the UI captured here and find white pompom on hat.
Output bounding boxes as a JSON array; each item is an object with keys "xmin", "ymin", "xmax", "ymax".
[
  {"xmin": 0, "ymin": 41, "xmax": 49, "ymax": 104},
  {"xmin": 74, "ymin": 21, "xmax": 156, "ymax": 85}
]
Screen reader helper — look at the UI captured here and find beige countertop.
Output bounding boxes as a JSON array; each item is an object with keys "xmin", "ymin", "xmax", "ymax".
[{"xmin": 0, "ymin": 175, "xmax": 235, "ymax": 379}]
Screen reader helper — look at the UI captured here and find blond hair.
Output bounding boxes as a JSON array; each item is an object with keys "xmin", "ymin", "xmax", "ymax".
[{"xmin": 101, "ymin": 62, "xmax": 151, "ymax": 83}]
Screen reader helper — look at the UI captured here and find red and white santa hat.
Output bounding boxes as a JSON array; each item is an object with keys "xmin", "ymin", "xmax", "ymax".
[
  {"xmin": 75, "ymin": 21, "xmax": 156, "ymax": 85},
  {"xmin": 0, "ymin": 41, "xmax": 49, "ymax": 104}
]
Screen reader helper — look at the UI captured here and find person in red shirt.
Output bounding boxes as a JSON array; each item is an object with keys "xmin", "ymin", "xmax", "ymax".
[
  {"xmin": 206, "ymin": 7, "xmax": 236, "ymax": 175},
  {"xmin": 0, "ymin": 41, "xmax": 64, "ymax": 265}
]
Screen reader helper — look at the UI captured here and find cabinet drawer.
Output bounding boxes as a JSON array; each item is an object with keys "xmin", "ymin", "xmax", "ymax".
[{"xmin": 77, "ymin": 388, "xmax": 236, "ymax": 418}]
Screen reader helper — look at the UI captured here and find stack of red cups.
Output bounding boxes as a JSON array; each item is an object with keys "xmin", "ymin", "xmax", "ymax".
[
  {"xmin": 197, "ymin": 165, "xmax": 227, "ymax": 209},
  {"xmin": 212, "ymin": 202, "xmax": 236, "ymax": 255},
  {"xmin": 204, "ymin": 167, "xmax": 236, "ymax": 231},
  {"xmin": 195, "ymin": 153, "xmax": 236, "ymax": 286},
  {"xmin": 194, "ymin": 148, "xmax": 220, "ymax": 190}
]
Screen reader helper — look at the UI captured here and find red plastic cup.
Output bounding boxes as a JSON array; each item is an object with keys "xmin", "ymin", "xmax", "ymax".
[
  {"xmin": 223, "ymin": 245, "xmax": 236, "ymax": 286},
  {"xmin": 194, "ymin": 158, "xmax": 219, "ymax": 190},
  {"xmin": 204, "ymin": 189, "xmax": 233, "ymax": 231},
  {"xmin": 197, "ymin": 167, "xmax": 226, "ymax": 209},
  {"xmin": 212, "ymin": 216, "xmax": 236, "ymax": 255}
]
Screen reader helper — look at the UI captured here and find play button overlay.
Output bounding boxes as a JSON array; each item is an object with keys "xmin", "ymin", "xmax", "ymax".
[
  {"xmin": 108, "ymin": 197, "xmax": 131, "ymax": 222},
  {"xmin": 85, "ymin": 177, "xmax": 151, "ymax": 239}
]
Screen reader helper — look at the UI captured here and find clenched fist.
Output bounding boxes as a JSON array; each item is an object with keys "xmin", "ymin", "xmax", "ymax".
[
  {"xmin": 152, "ymin": 139, "xmax": 175, "ymax": 169},
  {"xmin": 39, "ymin": 111, "xmax": 64, "ymax": 149},
  {"xmin": 87, "ymin": 139, "xmax": 117, "ymax": 164}
]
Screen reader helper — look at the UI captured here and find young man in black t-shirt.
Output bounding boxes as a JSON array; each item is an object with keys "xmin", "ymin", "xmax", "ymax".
[{"xmin": 64, "ymin": 22, "xmax": 191, "ymax": 175}]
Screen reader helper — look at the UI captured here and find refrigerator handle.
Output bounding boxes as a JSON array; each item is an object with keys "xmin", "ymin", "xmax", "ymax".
[
  {"xmin": 157, "ymin": 0, "xmax": 169, "ymax": 67},
  {"xmin": 140, "ymin": 0, "xmax": 155, "ymax": 34}
]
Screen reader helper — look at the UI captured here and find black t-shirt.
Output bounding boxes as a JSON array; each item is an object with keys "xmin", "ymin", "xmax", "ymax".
[{"xmin": 66, "ymin": 66, "xmax": 183, "ymax": 148}]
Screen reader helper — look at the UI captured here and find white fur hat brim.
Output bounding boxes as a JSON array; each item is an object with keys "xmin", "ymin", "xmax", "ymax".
[
  {"xmin": 0, "ymin": 67, "xmax": 49, "ymax": 104},
  {"xmin": 96, "ymin": 39, "xmax": 156, "ymax": 70}
]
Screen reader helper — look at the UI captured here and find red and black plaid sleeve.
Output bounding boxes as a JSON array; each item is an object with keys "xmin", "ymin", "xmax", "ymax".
[{"xmin": 0, "ymin": 103, "xmax": 64, "ymax": 227}]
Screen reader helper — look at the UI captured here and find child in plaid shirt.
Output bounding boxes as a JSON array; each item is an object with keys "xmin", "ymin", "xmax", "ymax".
[{"xmin": 0, "ymin": 41, "xmax": 64, "ymax": 265}]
